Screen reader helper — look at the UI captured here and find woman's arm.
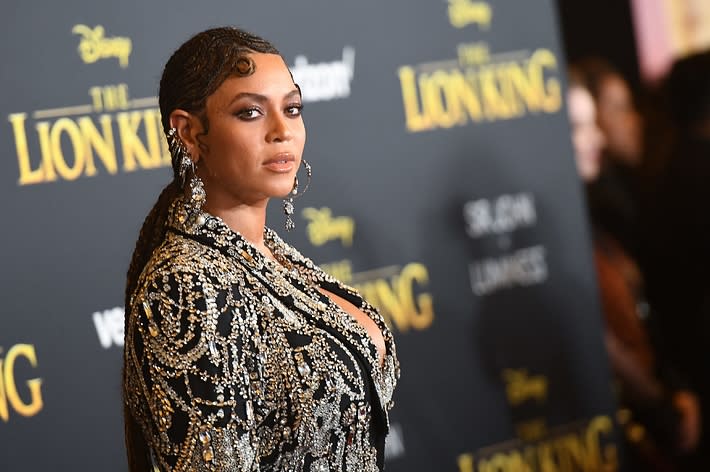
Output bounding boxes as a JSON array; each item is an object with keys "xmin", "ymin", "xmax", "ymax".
[{"xmin": 125, "ymin": 265, "xmax": 262, "ymax": 472}]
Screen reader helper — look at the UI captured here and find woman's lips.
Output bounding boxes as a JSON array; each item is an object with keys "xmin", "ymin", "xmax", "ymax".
[{"xmin": 263, "ymin": 154, "xmax": 295, "ymax": 172}]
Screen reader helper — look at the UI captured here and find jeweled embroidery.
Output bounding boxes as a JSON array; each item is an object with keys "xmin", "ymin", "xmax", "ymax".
[{"xmin": 125, "ymin": 198, "xmax": 399, "ymax": 471}]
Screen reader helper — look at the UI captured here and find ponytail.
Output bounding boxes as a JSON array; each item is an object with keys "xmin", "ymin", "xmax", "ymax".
[{"xmin": 123, "ymin": 180, "xmax": 180, "ymax": 471}]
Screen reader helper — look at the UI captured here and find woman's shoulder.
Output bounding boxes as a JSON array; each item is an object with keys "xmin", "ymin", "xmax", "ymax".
[
  {"xmin": 134, "ymin": 230, "xmax": 243, "ymax": 306},
  {"xmin": 144, "ymin": 232, "xmax": 215, "ymax": 276}
]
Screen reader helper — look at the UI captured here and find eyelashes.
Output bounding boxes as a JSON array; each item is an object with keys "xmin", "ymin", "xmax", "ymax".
[
  {"xmin": 234, "ymin": 103, "xmax": 303, "ymax": 120},
  {"xmin": 286, "ymin": 103, "xmax": 304, "ymax": 116},
  {"xmin": 235, "ymin": 107, "xmax": 261, "ymax": 120}
]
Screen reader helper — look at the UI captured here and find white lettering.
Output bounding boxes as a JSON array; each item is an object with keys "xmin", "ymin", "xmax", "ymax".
[
  {"xmin": 92, "ymin": 307, "xmax": 125, "ymax": 349},
  {"xmin": 291, "ymin": 47, "xmax": 355, "ymax": 102},
  {"xmin": 464, "ymin": 193, "xmax": 536, "ymax": 238},
  {"xmin": 469, "ymin": 245, "xmax": 548, "ymax": 295}
]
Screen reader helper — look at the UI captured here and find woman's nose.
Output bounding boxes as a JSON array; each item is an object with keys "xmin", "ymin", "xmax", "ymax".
[{"xmin": 267, "ymin": 113, "xmax": 293, "ymax": 143}]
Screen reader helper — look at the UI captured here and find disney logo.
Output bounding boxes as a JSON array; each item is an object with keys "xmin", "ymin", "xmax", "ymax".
[
  {"xmin": 502, "ymin": 368, "xmax": 548, "ymax": 406},
  {"xmin": 302, "ymin": 207, "xmax": 355, "ymax": 247},
  {"xmin": 447, "ymin": 0, "xmax": 492, "ymax": 29},
  {"xmin": 72, "ymin": 24, "xmax": 132, "ymax": 68}
]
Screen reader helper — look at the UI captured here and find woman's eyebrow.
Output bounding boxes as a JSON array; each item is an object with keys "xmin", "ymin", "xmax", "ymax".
[
  {"xmin": 228, "ymin": 92, "xmax": 267, "ymax": 107},
  {"xmin": 228, "ymin": 88, "xmax": 301, "ymax": 107}
]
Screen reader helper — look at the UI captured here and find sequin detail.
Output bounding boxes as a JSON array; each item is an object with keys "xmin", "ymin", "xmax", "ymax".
[{"xmin": 125, "ymin": 198, "xmax": 400, "ymax": 471}]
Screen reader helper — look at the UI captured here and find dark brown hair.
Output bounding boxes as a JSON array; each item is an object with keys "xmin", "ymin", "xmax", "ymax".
[
  {"xmin": 123, "ymin": 26, "xmax": 280, "ymax": 471},
  {"xmin": 570, "ymin": 57, "xmax": 621, "ymax": 102},
  {"xmin": 566, "ymin": 65, "xmax": 587, "ymax": 92},
  {"xmin": 663, "ymin": 50, "xmax": 710, "ymax": 130}
]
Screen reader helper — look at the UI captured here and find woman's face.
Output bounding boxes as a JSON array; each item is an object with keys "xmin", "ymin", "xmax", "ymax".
[
  {"xmin": 568, "ymin": 86, "xmax": 605, "ymax": 182},
  {"xmin": 596, "ymin": 74, "xmax": 642, "ymax": 165},
  {"xmin": 193, "ymin": 53, "xmax": 306, "ymax": 207}
]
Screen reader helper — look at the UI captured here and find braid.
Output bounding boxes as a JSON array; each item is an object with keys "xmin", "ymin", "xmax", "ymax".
[
  {"xmin": 123, "ymin": 26, "xmax": 282, "ymax": 472},
  {"xmin": 159, "ymin": 27, "xmax": 279, "ymax": 134},
  {"xmin": 124, "ymin": 180, "xmax": 180, "ymax": 310},
  {"xmin": 123, "ymin": 180, "xmax": 179, "ymax": 470}
]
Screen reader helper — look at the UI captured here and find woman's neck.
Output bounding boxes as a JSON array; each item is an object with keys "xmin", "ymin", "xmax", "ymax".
[{"xmin": 204, "ymin": 199, "xmax": 269, "ymax": 250}]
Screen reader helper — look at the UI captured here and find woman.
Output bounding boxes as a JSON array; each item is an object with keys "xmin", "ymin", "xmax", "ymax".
[
  {"xmin": 572, "ymin": 58, "xmax": 645, "ymax": 261},
  {"xmin": 567, "ymin": 71, "xmax": 606, "ymax": 182},
  {"xmin": 123, "ymin": 27, "xmax": 399, "ymax": 472},
  {"xmin": 568, "ymin": 68, "xmax": 699, "ymax": 471}
]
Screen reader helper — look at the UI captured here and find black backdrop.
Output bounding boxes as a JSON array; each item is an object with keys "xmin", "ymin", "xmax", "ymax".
[{"xmin": 1, "ymin": 1, "xmax": 621, "ymax": 470}]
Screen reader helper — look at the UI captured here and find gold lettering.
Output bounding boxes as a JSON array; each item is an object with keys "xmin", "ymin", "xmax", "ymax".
[
  {"xmin": 478, "ymin": 451, "xmax": 525, "ymax": 472},
  {"xmin": 502, "ymin": 369, "xmax": 548, "ymax": 406},
  {"xmin": 50, "ymin": 118, "xmax": 85, "ymax": 181},
  {"xmin": 90, "ymin": 83, "xmax": 130, "ymax": 112},
  {"xmin": 12, "ymin": 82, "xmax": 168, "ymax": 185},
  {"xmin": 72, "ymin": 24, "xmax": 132, "ymax": 68},
  {"xmin": 354, "ymin": 263, "xmax": 434, "ymax": 332},
  {"xmin": 459, "ymin": 71, "xmax": 484, "ymax": 121},
  {"xmin": 457, "ymin": 453, "xmax": 475, "ymax": 472},
  {"xmin": 144, "ymin": 109, "xmax": 163, "ymax": 165},
  {"xmin": 156, "ymin": 111, "xmax": 172, "ymax": 166},
  {"xmin": 425, "ymin": 70, "xmax": 462, "ymax": 128},
  {"xmin": 479, "ymin": 66, "xmax": 511, "ymax": 119},
  {"xmin": 118, "ymin": 110, "xmax": 163, "ymax": 171},
  {"xmin": 507, "ymin": 63, "xmax": 541, "ymax": 112},
  {"xmin": 398, "ymin": 66, "xmax": 431, "ymax": 132},
  {"xmin": 0, "ymin": 349, "xmax": 6, "ymax": 422},
  {"xmin": 36, "ymin": 121, "xmax": 57, "ymax": 182},
  {"xmin": 10, "ymin": 113, "xmax": 45, "ymax": 185},
  {"xmin": 89, "ymin": 86, "xmax": 103, "ymax": 111},
  {"xmin": 0, "ymin": 344, "xmax": 43, "ymax": 422},
  {"xmin": 398, "ymin": 49, "xmax": 563, "ymax": 133},
  {"xmin": 303, "ymin": 207, "xmax": 355, "ymax": 247},
  {"xmin": 398, "ymin": 263, "xmax": 434, "ymax": 330},
  {"xmin": 458, "ymin": 415, "xmax": 617, "ymax": 472},
  {"xmin": 560, "ymin": 434, "xmax": 585, "ymax": 471},
  {"xmin": 515, "ymin": 419, "xmax": 547, "ymax": 442},
  {"xmin": 535, "ymin": 442, "xmax": 556, "ymax": 472},
  {"xmin": 585, "ymin": 416, "xmax": 615, "ymax": 471},
  {"xmin": 448, "ymin": 0, "xmax": 493, "ymax": 29},
  {"xmin": 458, "ymin": 43, "xmax": 490, "ymax": 66},
  {"xmin": 529, "ymin": 49, "xmax": 561, "ymax": 113},
  {"xmin": 373, "ymin": 279, "xmax": 409, "ymax": 329},
  {"xmin": 79, "ymin": 115, "xmax": 118, "ymax": 176}
]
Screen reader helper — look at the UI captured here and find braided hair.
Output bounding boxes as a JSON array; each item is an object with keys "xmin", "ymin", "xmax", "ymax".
[{"xmin": 123, "ymin": 26, "xmax": 280, "ymax": 471}]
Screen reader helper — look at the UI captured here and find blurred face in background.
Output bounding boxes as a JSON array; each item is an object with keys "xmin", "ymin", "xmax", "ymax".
[
  {"xmin": 595, "ymin": 74, "xmax": 643, "ymax": 165},
  {"xmin": 568, "ymin": 85, "xmax": 605, "ymax": 182}
]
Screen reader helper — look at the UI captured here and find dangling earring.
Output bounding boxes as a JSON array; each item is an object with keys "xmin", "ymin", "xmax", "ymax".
[
  {"xmin": 167, "ymin": 128, "xmax": 206, "ymax": 211},
  {"xmin": 188, "ymin": 163, "xmax": 206, "ymax": 210},
  {"xmin": 283, "ymin": 159, "xmax": 312, "ymax": 231}
]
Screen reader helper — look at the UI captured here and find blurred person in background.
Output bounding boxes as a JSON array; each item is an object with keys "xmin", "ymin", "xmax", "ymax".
[
  {"xmin": 573, "ymin": 58, "xmax": 645, "ymax": 262},
  {"xmin": 642, "ymin": 50, "xmax": 710, "ymax": 471},
  {"xmin": 567, "ymin": 67, "xmax": 701, "ymax": 472}
]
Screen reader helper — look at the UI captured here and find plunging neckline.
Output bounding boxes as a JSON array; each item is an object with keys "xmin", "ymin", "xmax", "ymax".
[
  {"xmin": 316, "ymin": 287, "xmax": 386, "ymax": 368},
  {"xmin": 253, "ymin": 242, "xmax": 387, "ymax": 366},
  {"xmin": 259, "ymin": 238, "xmax": 389, "ymax": 373},
  {"xmin": 167, "ymin": 198, "xmax": 393, "ymax": 378}
]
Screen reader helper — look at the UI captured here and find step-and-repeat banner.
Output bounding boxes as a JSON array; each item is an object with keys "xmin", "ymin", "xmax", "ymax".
[{"xmin": 1, "ymin": 1, "xmax": 621, "ymax": 470}]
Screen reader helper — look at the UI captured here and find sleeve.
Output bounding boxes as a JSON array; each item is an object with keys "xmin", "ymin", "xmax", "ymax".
[{"xmin": 125, "ymin": 265, "xmax": 262, "ymax": 472}]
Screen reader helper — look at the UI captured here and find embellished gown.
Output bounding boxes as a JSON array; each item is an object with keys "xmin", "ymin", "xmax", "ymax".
[{"xmin": 124, "ymin": 198, "xmax": 400, "ymax": 472}]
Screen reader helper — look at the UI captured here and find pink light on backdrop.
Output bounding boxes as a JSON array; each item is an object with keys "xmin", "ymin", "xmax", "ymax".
[
  {"xmin": 630, "ymin": 0, "xmax": 673, "ymax": 83},
  {"xmin": 631, "ymin": 0, "xmax": 710, "ymax": 83}
]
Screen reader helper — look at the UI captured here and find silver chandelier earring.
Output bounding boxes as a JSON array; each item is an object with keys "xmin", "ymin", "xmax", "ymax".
[
  {"xmin": 167, "ymin": 128, "xmax": 206, "ymax": 210},
  {"xmin": 283, "ymin": 159, "xmax": 312, "ymax": 231}
]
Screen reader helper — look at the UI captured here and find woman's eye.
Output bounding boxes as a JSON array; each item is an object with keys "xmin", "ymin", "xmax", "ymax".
[
  {"xmin": 286, "ymin": 104, "xmax": 304, "ymax": 117},
  {"xmin": 236, "ymin": 107, "xmax": 261, "ymax": 120}
]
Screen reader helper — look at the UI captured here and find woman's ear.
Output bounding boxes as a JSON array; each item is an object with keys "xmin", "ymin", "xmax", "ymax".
[{"xmin": 169, "ymin": 110, "xmax": 201, "ymax": 163}]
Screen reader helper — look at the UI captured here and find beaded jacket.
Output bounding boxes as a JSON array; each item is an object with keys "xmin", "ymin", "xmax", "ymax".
[{"xmin": 124, "ymin": 198, "xmax": 400, "ymax": 472}]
